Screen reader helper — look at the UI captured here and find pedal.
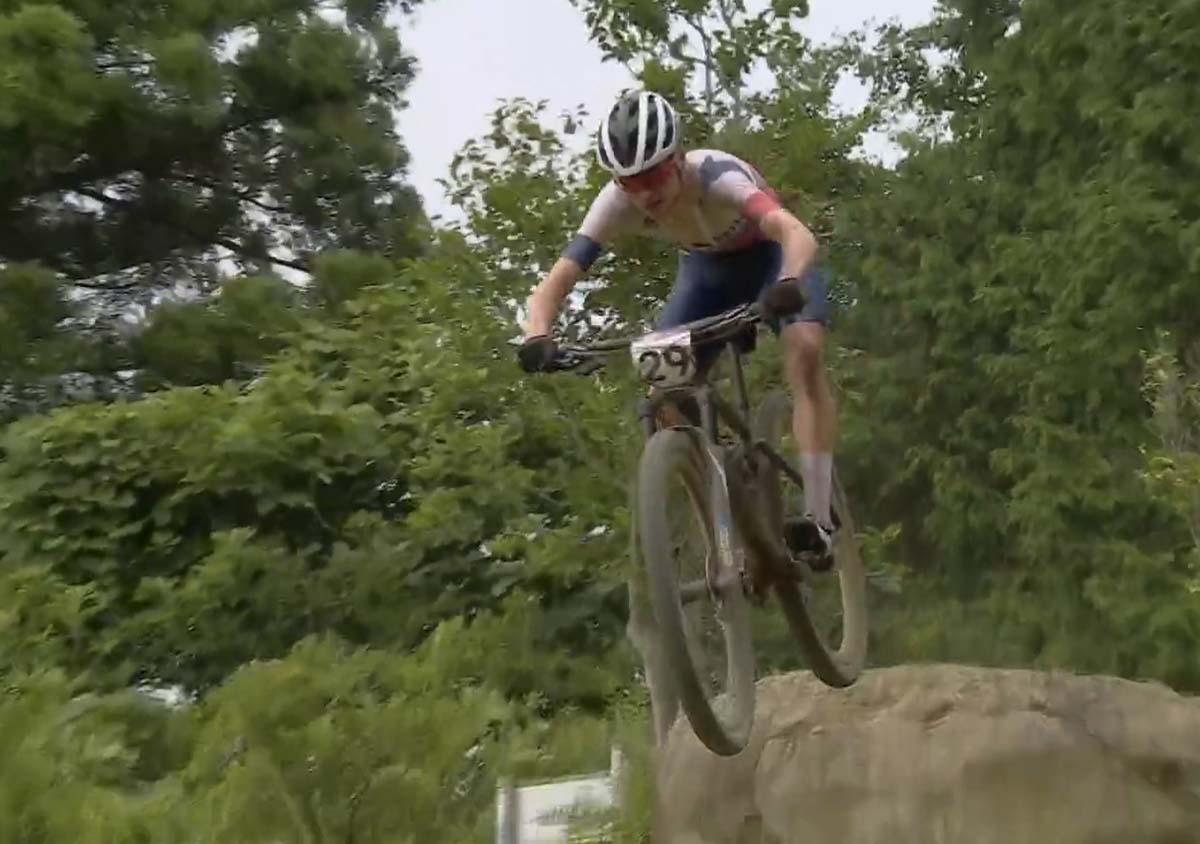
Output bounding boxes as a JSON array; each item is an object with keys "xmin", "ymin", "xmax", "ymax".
[
  {"xmin": 783, "ymin": 519, "xmax": 836, "ymax": 573},
  {"xmin": 740, "ymin": 569, "xmax": 770, "ymax": 606}
]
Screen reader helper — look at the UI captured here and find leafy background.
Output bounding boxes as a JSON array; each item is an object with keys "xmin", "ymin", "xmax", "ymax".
[{"xmin": 1, "ymin": 0, "xmax": 1198, "ymax": 839}]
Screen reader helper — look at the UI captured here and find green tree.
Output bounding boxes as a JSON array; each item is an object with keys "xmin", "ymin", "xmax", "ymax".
[
  {"xmin": 827, "ymin": 0, "xmax": 1200, "ymax": 688},
  {"xmin": 0, "ymin": 668, "xmax": 193, "ymax": 844},
  {"xmin": 0, "ymin": 0, "xmax": 428, "ymax": 281},
  {"xmin": 0, "ymin": 263, "xmax": 81, "ymax": 408},
  {"xmin": 0, "ymin": 0, "xmax": 432, "ymax": 406},
  {"xmin": 177, "ymin": 634, "xmax": 506, "ymax": 844},
  {"xmin": 0, "ymin": 245, "xmax": 635, "ymax": 696},
  {"xmin": 131, "ymin": 272, "xmax": 303, "ymax": 387},
  {"xmin": 0, "ymin": 625, "xmax": 643, "ymax": 844},
  {"xmin": 569, "ymin": 0, "xmax": 813, "ymax": 122}
]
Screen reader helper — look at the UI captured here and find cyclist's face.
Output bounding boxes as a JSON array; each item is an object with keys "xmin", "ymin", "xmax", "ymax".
[{"xmin": 617, "ymin": 154, "xmax": 682, "ymax": 215}]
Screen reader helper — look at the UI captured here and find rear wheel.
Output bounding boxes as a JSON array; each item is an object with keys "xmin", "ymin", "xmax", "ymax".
[
  {"xmin": 637, "ymin": 428, "xmax": 755, "ymax": 755},
  {"xmin": 752, "ymin": 392, "xmax": 868, "ymax": 687}
]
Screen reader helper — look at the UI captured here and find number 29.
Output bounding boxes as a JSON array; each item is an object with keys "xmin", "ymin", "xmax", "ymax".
[{"xmin": 637, "ymin": 346, "xmax": 691, "ymax": 382}]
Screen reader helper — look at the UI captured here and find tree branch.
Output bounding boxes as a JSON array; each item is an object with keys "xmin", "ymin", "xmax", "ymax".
[
  {"xmin": 667, "ymin": 49, "xmax": 708, "ymax": 73},
  {"xmin": 715, "ymin": 0, "xmax": 746, "ymax": 121},
  {"xmin": 74, "ymin": 186, "xmax": 309, "ymax": 274},
  {"xmin": 168, "ymin": 172, "xmax": 291, "ymax": 215},
  {"xmin": 215, "ymin": 235, "xmax": 309, "ymax": 273},
  {"xmin": 96, "ymin": 59, "xmax": 155, "ymax": 72},
  {"xmin": 682, "ymin": 14, "xmax": 715, "ymax": 121},
  {"xmin": 96, "ymin": 59, "xmax": 154, "ymax": 71},
  {"xmin": 68, "ymin": 276, "xmax": 145, "ymax": 292}
]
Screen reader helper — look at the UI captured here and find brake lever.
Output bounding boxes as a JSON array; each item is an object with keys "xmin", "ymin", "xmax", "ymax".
[{"xmin": 546, "ymin": 350, "xmax": 606, "ymax": 376}]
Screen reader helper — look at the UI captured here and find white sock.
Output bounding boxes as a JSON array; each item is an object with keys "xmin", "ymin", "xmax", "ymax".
[{"xmin": 800, "ymin": 452, "xmax": 833, "ymax": 528}]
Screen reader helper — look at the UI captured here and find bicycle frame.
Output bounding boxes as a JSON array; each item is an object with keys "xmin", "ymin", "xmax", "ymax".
[
  {"xmin": 634, "ymin": 339, "xmax": 809, "ymax": 495},
  {"xmin": 560, "ymin": 303, "xmax": 869, "ymax": 720}
]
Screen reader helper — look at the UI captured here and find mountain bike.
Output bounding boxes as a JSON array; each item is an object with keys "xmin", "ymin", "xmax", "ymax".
[{"xmin": 545, "ymin": 297, "xmax": 868, "ymax": 756}]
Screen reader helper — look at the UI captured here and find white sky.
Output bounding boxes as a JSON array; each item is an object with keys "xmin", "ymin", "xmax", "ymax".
[{"xmin": 398, "ymin": 0, "xmax": 937, "ymax": 222}]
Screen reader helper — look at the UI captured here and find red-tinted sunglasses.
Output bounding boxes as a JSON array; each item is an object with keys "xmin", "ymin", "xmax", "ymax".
[{"xmin": 616, "ymin": 158, "xmax": 677, "ymax": 193}]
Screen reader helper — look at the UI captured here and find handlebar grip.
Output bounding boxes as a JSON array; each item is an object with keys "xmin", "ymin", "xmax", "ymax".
[
  {"xmin": 545, "ymin": 349, "xmax": 606, "ymax": 376},
  {"xmin": 759, "ymin": 278, "xmax": 808, "ymax": 317}
]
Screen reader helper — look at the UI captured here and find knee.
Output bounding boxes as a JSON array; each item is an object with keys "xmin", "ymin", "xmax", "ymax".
[{"xmin": 782, "ymin": 324, "xmax": 825, "ymax": 394}]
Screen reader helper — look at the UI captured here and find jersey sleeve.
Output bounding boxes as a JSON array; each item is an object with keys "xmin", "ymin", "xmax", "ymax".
[
  {"xmin": 561, "ymin": 182, "xmax": 644, "ymax": 271},
  {"xmin": 698, "ymin": 155, "xmax": 783, "ymax": 223}
]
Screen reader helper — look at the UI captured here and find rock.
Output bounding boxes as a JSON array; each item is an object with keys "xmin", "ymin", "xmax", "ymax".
[{"xmin": 655, "ymin": 664, "xmax": 1200, "ymax": 843}]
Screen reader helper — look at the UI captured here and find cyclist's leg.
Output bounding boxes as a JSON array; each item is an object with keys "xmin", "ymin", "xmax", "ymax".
[
  {"xmin": 656, "ymin": 252, "xmax": 745, "ymax": 356},
  {"xmin": 783, "ymin": 276, "xmax": 835, "ymax": 519},
  {"xmin": 652, "ymin": 250, "xmax": 749, "ymax": 428},
  {"xmin": 746, "ymin": 246, "xmax": 838, "ymax": 558}
]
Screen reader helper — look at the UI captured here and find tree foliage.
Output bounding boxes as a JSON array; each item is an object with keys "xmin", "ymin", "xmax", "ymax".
[
  {"xmin": 0, "ymin": 0, "xmax": 428, "ymax": 283},
  {"xmin": 0, "ymin": 242, "xmax": 637, "ymax": 698},
  {"xmin": 829, "ymin": 0, "xmax": 1200, "ymax": 687},
  {"xmin": 0, "ymin": 0, "xmax": 433, "ymax": 416},
  {"xmin": 3, "ymin": 0, "xmax": 1200, "ymax": 839}
]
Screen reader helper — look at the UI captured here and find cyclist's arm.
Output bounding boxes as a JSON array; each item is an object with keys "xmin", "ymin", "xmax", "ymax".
[
  {"xmin": 702, "ymin": 157, "xmax": 820, "ymax": 281},
  {"xmin": 524, "ymin": 255, "xmax": 585, "ymax": 337},
  {"xmin": 757, "ymin": 207, "xmax": 819, "ymax": 282},
  {"xmin": 523, "ymin": 184, "xmax": 638, "ymax": 338}
]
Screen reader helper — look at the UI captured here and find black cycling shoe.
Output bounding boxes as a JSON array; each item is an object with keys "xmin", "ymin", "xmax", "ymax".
[{"xmin": 784, "ymin": 513, "xmax": 836, "ymax": 572}]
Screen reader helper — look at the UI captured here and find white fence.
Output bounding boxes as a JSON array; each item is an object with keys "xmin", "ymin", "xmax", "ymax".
[{"xmin": 495, "ymin": 746, "xmax": 624, "ymax": 844}]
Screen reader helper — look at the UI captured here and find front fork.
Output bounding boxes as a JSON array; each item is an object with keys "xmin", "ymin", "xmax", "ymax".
[
  {"xmin": 636, "ymin": 391, "xmax": 704, "ymax": 438},
  {"xmin": 721, "ymin": 445, "xmax": 778, "ymax": 602},
  {"xmin": 637, "ymin": 393, "xmax": 746, "ymax": 603}
]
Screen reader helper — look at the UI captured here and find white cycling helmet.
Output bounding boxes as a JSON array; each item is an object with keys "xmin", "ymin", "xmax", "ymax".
[{"xmin": 595, "ymin": 90, "xmax": 680, "ymax": 177}]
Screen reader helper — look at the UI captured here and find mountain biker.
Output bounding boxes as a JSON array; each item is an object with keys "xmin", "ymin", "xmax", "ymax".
[{"xmin": 517, "ymin": 89, "xmax": 838, "ymax": 563}]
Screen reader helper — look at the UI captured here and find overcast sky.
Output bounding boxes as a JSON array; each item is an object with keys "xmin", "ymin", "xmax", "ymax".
[{"xmin": 397, "ymin": 0, "xmax": 936, "ymax": 221}]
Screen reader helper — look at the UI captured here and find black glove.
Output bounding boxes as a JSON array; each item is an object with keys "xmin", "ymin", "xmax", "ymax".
[
  {"xmin": 757, "ymin": 277, "xmax": 808, "ymax": 333},
  {"xmin": 517, "ymin": 334, "xmax": 558, "ymax": 373}
]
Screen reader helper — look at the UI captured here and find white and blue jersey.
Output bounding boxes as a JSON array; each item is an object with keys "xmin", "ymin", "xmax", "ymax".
[{"xmin": 561, "ymin": 148, "xmax": 829, "ymax": 337}]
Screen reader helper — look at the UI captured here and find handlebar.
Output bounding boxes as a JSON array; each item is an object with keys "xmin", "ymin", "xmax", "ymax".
[
  {"xmin": 548, "ymin": 301, "xmax": 761, "ymax": 374},
  {"xmin": 540, "ymin": 277, "xmax": 807, "ymax": 374}
]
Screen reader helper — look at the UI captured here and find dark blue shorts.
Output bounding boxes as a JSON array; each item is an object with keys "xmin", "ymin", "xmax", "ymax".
[{"xmin": 656, "ymin": 239, "xmax": 830, "ymax": 336}]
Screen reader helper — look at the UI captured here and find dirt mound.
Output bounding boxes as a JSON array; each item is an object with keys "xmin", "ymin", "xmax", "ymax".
[{"xmin": 655, "ymin": 664, "xmax": 1200, "ymax": 843}]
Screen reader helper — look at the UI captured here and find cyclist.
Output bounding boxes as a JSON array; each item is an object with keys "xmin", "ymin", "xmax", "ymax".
[{"xmin": 517, "ymin": 89, "xmax": 837, "ymax": 563}]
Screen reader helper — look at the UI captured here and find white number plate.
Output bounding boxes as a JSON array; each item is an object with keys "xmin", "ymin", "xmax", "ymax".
[{"xmin": 630, "ymin": 327, "xmax": 698, "ymax": 387}]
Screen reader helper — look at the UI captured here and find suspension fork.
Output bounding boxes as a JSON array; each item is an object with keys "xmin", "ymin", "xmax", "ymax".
[{"xmin": 635, "ymin": 387, "xmax": 709, "ymax": 439}]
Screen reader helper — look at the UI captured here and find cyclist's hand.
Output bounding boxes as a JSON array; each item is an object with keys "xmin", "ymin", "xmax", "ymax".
[
  {"xmin": 757, "ymin": 277, "xmax": 807, "ymax": 332},
  {"xmin": 517, "ymin": 334, "xmax": 558, "ymax": 373}
]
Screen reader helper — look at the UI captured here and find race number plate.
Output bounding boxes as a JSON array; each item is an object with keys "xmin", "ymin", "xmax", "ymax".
[{"xmin": 630, "ymin": 327, "xmax": 697, "ymax": 387}]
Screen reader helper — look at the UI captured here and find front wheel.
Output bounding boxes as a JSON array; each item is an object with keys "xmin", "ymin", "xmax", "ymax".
[
  {"xmin": 637, "ymin": 428, "xmax": 755, "ymax": 756},
  {"xmin": 753, "ymin": 392, "xmax": 868, "ymax": 687}
]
